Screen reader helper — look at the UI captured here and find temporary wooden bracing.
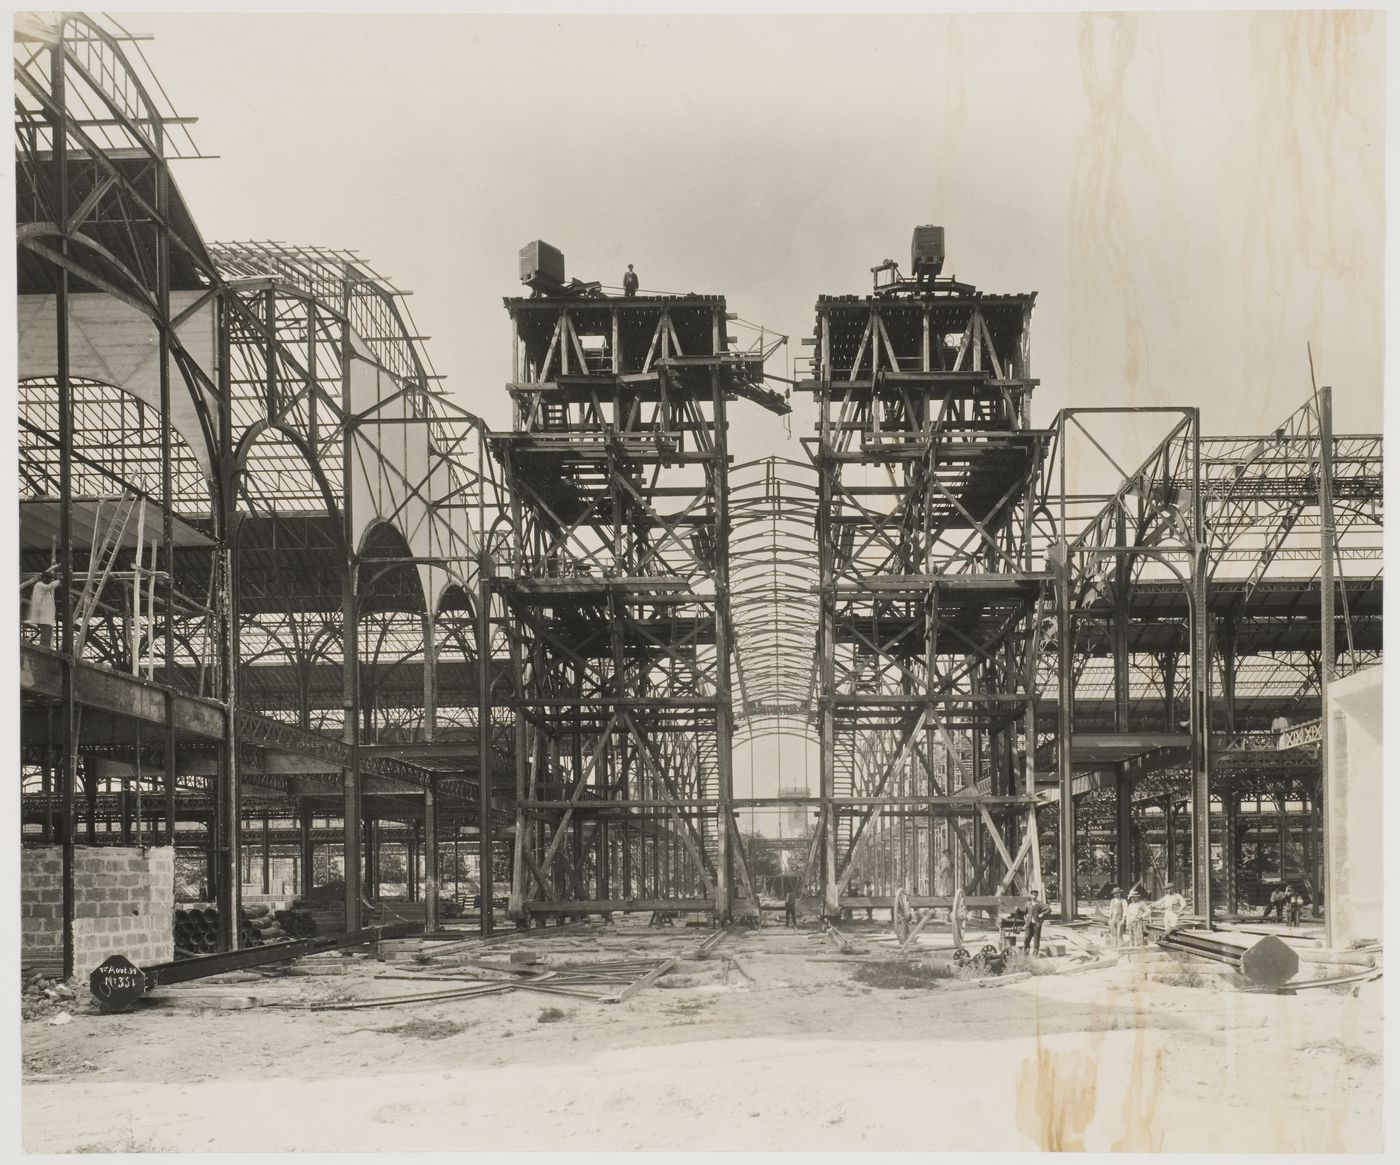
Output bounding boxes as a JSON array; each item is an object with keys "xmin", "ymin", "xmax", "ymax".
[{"xmin": 15, "ymin": 15, "xmax": 1383, "ymax": 978}]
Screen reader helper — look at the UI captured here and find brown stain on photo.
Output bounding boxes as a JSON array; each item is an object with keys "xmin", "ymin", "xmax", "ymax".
[
  {"xmin": 1015, "ymin": 1041, "xmax": 1099, "ymax": 1151},
  {"xmin": 1020, "ymin": 969, "xmax": 1169, "ymax": 1151},
  {"xmin": 1109, "ymin": 1019, "xmax": 1165, "ymax": 1152},
  {"xmin": 1068, "ymin": 13, "xmax": 1155, "ymax": 412},
  {"xmin": 1238, "ymin": 10, "xmax": 1381, "ymax": 429}
]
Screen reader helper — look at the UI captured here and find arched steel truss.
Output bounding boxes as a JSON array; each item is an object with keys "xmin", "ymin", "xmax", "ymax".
[
  {"xmin": 728, "ymin": 456, "xmax": 821, "ymax": 727},
  {"xmin": 16, "ymin": 13, "xmax": 508, "ymax": 969},
  {"xmin": 16, "ymin": 16, "xmax": 1383, "ymax": 971}
]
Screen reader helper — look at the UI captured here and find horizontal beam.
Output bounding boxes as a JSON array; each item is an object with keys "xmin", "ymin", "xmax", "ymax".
[{"xmin": 523, "ymin": 899, "xmax": 712, "ymax": 914}]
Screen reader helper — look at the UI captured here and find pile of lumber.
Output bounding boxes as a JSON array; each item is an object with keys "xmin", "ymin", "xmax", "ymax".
[{"xmin": 290, "ymin": 883, "xmax": 345, "ymax": 939}]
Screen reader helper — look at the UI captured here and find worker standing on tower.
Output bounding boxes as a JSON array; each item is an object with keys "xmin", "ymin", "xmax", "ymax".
[
  {"xmin": 24, "ymin": 564, "xmax": 60, "ymax": 649},
  {"xmin": 622, "ymin": 264, "xmax": 639, "ymax": 297}
]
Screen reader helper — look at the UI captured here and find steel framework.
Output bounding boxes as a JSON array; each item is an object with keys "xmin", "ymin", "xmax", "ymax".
[
  {"xmin": 16, "ymin": 16, "xmax": 1383, "ymax": 979},
  {"xmin": 491, "ymin": 291, "xmax": 790, "ymax": 923},
  {"xmin": 796, "ymin": 266, "xmax": 1048, "ymax": 916},
  {"xmin": 16, "ymin": 13, "xmax": 506, "ymax": 973},
  {"xmin": 1035, "ymin": 391, "xmax": 1382, "ymax": 919}
]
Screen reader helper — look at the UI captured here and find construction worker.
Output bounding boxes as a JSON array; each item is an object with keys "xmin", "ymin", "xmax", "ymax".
[
  {"xmin": 935, "ymin": 853, "xmax": 953, "ymax": 897},
  {"xmin": 951, "ymin": 885, "xmax": 966, "ymax": 950},
  {"xmin": 1022, "ymin": 889, "xmax": 1050, "ymax": 957},
  {"xmin": 1154, "ymin": 882, "xmax": 1187, "ymax": 932},
  {"xmin": 622, "ymin": 264, "xmax": 639, "ymax": 297},
  {"xmin": 1106, "ymin": 885, "xmax": 1127, "ymax": 949},
  {"xmin": 1285, "ymin": 885, "xmax": 1303, "ymax": 928},
  {"xmin": 784, "ymin": 888, "xmax": 798, "ymax": 928},
  {"xmin": 1263, "ymin": 885, "xmax": 1286, "ymax": 922},
  {"xmin": 1125, "ymin": 889, "xmax": 1149, "ymax": 947},
  {"xmin": 24, "ymin": 565, "xmax": 60, "ymax": 649}
]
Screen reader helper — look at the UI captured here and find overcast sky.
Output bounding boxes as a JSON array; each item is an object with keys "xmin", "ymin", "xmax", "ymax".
[
  {"xmin": 137, "ymin": 9, "xmax": 1384, "ymax": 457},
  {"xmin": 126, "ymin": 9, "xmax": 1385, "ymax": 819}
]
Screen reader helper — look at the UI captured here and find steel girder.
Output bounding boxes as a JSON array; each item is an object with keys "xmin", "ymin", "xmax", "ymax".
[{"xmin": 796, "ymin": 278, "xmax": 1048, "ymax": 916}]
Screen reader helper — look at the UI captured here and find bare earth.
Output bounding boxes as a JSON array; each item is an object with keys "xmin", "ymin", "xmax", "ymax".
[{"xmin": 20, "ymin": 920, "xmax": 1383, "ymax": 1153}]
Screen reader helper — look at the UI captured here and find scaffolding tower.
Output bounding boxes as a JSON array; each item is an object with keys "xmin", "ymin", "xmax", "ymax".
[
  {"xmin": 797, "ymin": 251, "xmax": 1048, "ymax": 916},
  {"xmin": 492, "ymin": 288, "xmax": 790, "ymax": 924}
]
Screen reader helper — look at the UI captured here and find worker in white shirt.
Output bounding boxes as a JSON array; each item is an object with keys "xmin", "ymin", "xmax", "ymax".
[
  {"xmin": 24, "ymin": 565, "xmax": 60, "ymax": 649},
  {"xmin": 1125, "ymin": 889, "xmax": 1150, "ymax": 946},
  {"xmin": 950, "ymin": 885, "xmax": 966, "ymax": 950},
  {"xmin": 1106, "ymin": 885, "xmax": 1127, "ymax": 949},
  {"xmin": 1154, "ymin": 882, "xmax": 1187, "ymax": 932}
]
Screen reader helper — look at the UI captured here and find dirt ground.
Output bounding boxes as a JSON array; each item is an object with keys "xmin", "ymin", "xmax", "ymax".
[{"xmin": 20, "ymin": 916, "xmax": 1383, "ymax": 1153}]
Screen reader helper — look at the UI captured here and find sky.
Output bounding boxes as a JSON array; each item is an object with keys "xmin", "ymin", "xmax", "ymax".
[
  {"xmin": 120, "ymin": 9, "xmax": 1386, "ymax": 826},
  {"xmin": 135, "ymin": 10, "xmax": 1384, "ymax": 449}
]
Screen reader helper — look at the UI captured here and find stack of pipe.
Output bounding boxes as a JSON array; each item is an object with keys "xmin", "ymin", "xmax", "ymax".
[
  {"xmin": 174, "ymin": 904, "xmax": 317, "ymax": 956},
  {"xmin": 243, "ymin": 904, "xmax": 285, "ymax": 944},
  {"xmin": 274, "ymin": 908, "xmax": 318, "ymax": 939},
  {"xmin": 173, "ymin": 905, "xmax": 220, "ymax": 956}
]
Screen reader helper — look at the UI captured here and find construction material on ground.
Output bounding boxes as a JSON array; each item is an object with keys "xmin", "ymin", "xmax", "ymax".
[
  {"xmin": 173, "ymin": 903, "xmax": 315, "ymax": 956},
  {"xmin": 897, "ymin": 908, "xmax": 939, "ymax": 955},
  {"xmin": 976, "ymin": 971, "xmax": 1032, "ymax": 988},
  {"xmin": 822, "ymin": 924, "xmax": 866, "ymax": 954},
  {"xmin": 695, "ymin": 926, "xmax": 733, "ymax": 958},
  {"xmin": 1292, "ymin": 947, "xmax": 1377, "ymax": 968},
  {"xmin": 1056, "ymin": 957, "xmax": 1123, "ymax": 976},
  {"xmin": 308, "ymin": 983, "xmax": 514, "ymax": 1011},
  {"xmin": 304, "ymin": 956, "xmax": 678, "ymax": 1009},
  {"xmin": 1277, "ymin": 967, "xmax": 1383, "ymax": 993},
  {"xmin": 604, "ymin": 958, "xmax": 678, "ymax": 1004},
  {"xmin": 89, "ymin": 922, "xmax": 424, "ymax": 1012},
  {"xmin": 401, "ymin": 923, "xmax": 594, "ymax": 961},
  {"xmin": 1151, "ymin": 927, "xmax": 1299, "ymax": 989},
  {"xmin": 1223, "ymin": 925, "xmax": 1325, "ymax": 945},
  {"xmin": 725, "ymin": 955, "xmax": 755, "ymax": 984}
]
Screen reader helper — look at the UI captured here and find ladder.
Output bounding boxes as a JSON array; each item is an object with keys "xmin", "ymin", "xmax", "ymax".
[
  {"xmin": 73, "ymin": 493, "xmax": 139, "ymax": 657},
  {"xmin": 541, "ymin": 400, "xmax": 568, "ymax": 431}
]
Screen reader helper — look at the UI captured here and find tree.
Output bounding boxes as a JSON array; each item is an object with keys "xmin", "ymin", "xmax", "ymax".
[{"xmin": 738, "ymin": 831, "xmax": 783, "ymax": 880}]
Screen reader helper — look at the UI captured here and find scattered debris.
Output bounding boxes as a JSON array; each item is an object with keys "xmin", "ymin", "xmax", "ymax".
[
  {"xmin": 376, "ymin": 1018, "xmax": 471, "ymax": 1040},
  {"xmin": 975, "ymin": 971, "xmax": 1032, "ymax": 988},
  {"xmin": 21, "ymin": 974, "xmax": 76, "ymax": 1023},
  {"xmin": 302, "ymin": 956, "xmax": 677, "ymax": 1011}
]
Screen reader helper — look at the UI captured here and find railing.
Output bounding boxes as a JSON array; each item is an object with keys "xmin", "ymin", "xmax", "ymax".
[{"xmin": 1276, "ymin": 719, "xmax": 1322, "ymax": 751}]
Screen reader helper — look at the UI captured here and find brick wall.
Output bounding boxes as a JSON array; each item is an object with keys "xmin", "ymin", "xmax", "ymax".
[
  {"xmin": 20, "ymin": 848, "xmax": 62, "ymax": 972},
  {"xmin": 21, "ymin": 846, "xmax": 175, "ymax": 978}
]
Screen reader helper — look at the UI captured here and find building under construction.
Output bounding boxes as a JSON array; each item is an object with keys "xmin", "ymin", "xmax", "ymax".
[{"xmin": 16, "ymin": 15, "xmax": 1383, "ymax": 982}]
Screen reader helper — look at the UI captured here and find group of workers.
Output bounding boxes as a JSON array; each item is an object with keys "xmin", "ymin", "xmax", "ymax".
[
  {"xmin": 1262, "ymin": 884, "xmax": 1307, "ymax": 927},
  {"xmin": 776, "ymin": 877, "xmax": 1199, "ymax": 956},
  {"xmin": 1104, "ymin": 882, "xmax": 1187, "ymax": 947}
]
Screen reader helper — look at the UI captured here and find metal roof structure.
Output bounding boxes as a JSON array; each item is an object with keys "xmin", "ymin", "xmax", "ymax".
[{"xmin": 14, "ymin": 15, "xmax": 1383, "ymax": 971}]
